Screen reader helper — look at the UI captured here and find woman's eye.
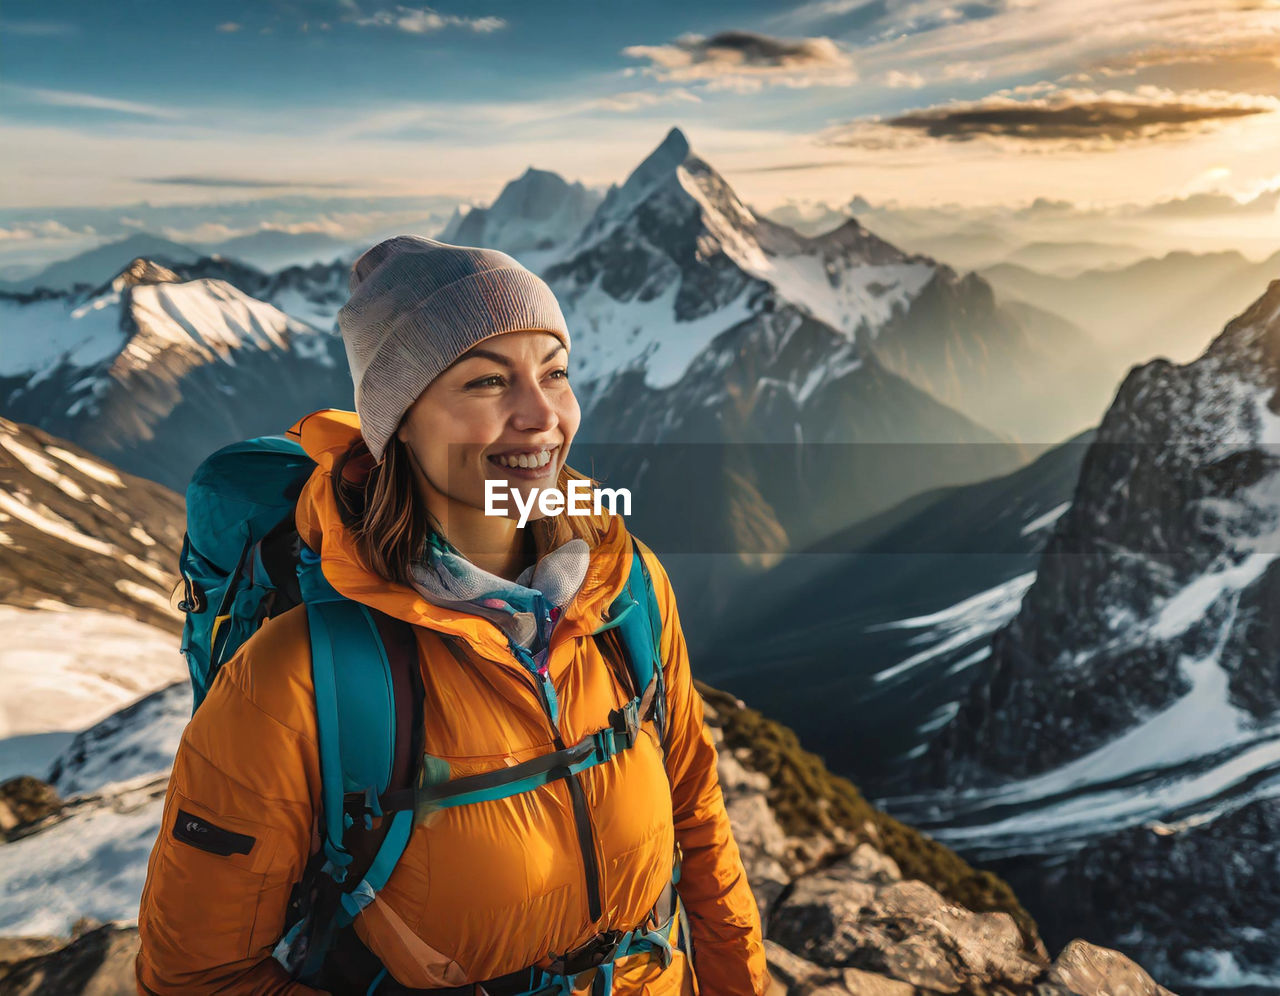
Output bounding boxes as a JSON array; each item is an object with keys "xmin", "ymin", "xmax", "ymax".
[{"xmin": 466, "ymin": 369, "xmax": 567, "ymax": 389}]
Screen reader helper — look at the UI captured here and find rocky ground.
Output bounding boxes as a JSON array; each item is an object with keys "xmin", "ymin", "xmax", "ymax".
[{"xmin": 0, "ymin": 683, "xmax": 1175, "ymax": 995}]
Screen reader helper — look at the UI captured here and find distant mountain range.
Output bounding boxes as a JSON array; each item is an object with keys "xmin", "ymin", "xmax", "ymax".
[
  {"xmin": 0, "ymin": 233, "xmax": 207, "ymax": 296},
  {"xmin": 759, "ymin": 201, "xmax": 1154, "ymax": 277},
  {"xmin": 201, "ymin": 228, "xmax": 355, "ymax": 271},
  {"xmin": 0, "ymin": 229, "xmax": 369, "ymax": 297},
  {"xmin": 0, "ymin": 128, "xmax": 1122, "ymax": 615},
  {"xmin": 982, "ymin": 248, "xmax": 1280, "ymax": 366}
]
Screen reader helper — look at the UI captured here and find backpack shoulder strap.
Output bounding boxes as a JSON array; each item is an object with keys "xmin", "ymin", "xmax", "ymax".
[
  {"xmin": 594, "ymin": 535, "xmax": 668, "ymax": 749},
  {"xmin": 275, "ymin": 545, "xmax": 423, "ymax": 982}
]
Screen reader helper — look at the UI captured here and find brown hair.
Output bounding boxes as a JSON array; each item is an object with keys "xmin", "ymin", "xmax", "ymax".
[{"xmin": 332, "ymin": 434, "xmax": 613, "ymax": 587}]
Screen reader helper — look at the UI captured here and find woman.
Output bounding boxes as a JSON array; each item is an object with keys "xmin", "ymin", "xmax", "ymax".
[{"xmin": 135, "ymin": 236, "xmax": 768, "ymax": 995}]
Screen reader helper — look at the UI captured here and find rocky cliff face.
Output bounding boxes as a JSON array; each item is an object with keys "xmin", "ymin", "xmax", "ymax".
[
  {"xmin": 930, "ymin": 279, "xmax": 1280, "ymax": 784},
  {"xmin": 909, "ymin": 280, "xmax": 1280, "ymax": 987},
  {"xmin": 0, "ymin": 681, "xmax": 1173, "ymax": 995}
]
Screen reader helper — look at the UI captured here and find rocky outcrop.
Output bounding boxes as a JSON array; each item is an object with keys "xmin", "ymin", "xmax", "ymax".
[
  {"xmin": 698, "ymin": 684, "xmax": 1175, "ymax": 994},
  {"xmin": 0, "ymin": 777, "xmax": 63, "ymax": 842},
  {"xmin": 0, "ymin": 922, "xmax": 138, "ymax": 996}
]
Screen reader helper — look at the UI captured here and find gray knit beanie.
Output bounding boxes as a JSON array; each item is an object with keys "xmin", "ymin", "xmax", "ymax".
[{"xmin": 336, "ymin": 235, "xmax": 571, "ymax": 463}]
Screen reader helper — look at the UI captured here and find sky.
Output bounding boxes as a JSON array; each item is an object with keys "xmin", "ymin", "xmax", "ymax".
[{"xmin": 0, "ymin": 0, "xmax": 1278, "ymax": 262}]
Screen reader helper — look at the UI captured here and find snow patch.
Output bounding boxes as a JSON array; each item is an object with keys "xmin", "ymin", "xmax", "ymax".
[
  {"xmin": 115, "ymin": 577, "xmax": 175, "ymax": 612},
  {"xmin": 0, "ymin": 605, "xmax": 185, "ymax": 781},
  {"xmin": 0, "ymin": 292, "xmax": 125, "ymax": 377},
  {"xmin": 45, "ymin": 445, "xmax": 124, "ymax": 486},
  {"xmin": 563, "ymin": 273, "xmax": 754, "ymax": 391},
  {"xmin": 1020, "ymin": 501, "xmax": 1069, "ymax": 537},
  {"xmin": 0, "ymin": 432, "xmax": 88, "ymax": 502},
  {"xmin": 868, "ymin": 572, "xmax": 1035, "ymax": 685},
  {"xmin": 0, "ymin": 784, "xmax": 165, "ymax": 936},
  {"xmin": 1150, "ymin": 552, "xmax": 1275, "ymax": 640},
  {"xmin": 0, "ymin": 488, "xmax": 116, "ymax": 557}
]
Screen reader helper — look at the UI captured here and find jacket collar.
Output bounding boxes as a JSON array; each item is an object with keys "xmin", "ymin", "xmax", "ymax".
[{"xmin": 285, "ymin": 409, "xmax": 633, "ymax": 665}]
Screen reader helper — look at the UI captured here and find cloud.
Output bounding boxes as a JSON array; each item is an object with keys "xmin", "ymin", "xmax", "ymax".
[
  {"xmin": 780, "ymin": 0, "xmax": 888, "ymax": 25},
  {"xmin": 820, "ymin": 86, "xmax": 1280, "ymax": 150},
  {"xmin": 159, "ymin": 218, "xmax": 349, "ymax": 244},
  {"xmin": 0, "ymin": 18, "xmax": 77, "ymax": 36},
  {"xmin": 216, "ymin": 22, "xmax": 243, "ymax": 32},
  {"xmin": 341, "ymin": 89, "xmax": 707, "ymax": 142},
  {"xmin": 142, "ymin": 175, "xmax": 353, "ymax": 189},
  {"xmin": 582, "ymin": 89, "xmax": 702, "ymax": 113},
  {"xmin": 1090, "ymin": 39, "xmax": 1280, "ymax": 77},
  {"xmin": 777, "ymin": 0, "xmax": 1005, "ymax": 36},
  {"xmin": 0, "ymin": 220, "xmax": 96, "ymax": 241},
  {"xmin": 882, "ymin": 70, "xmax": 927, "ymax": 88},
  {"xmin": 348, "ymin": 4, "xmax": 505, "ymax": 33},
  {"xmin": 622, "ymin": 30, "xmax": 857, "ymax": 90},
  {"xmin": 801, "ymin": 0, "xmax": 1280, "ymax": 97},
  {"xmin": 3, "ymin": 84, "xmax": 183, "ymax": 120},
  {"xmin": 1082, "ymin": 38, "xmax": 1280, "ymax": 96},
  {"xmin": 733, "ymin": 159, "xmax": 862, "ymax": 173}
]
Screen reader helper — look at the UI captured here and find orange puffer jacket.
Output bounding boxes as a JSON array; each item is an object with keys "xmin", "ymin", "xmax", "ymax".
[{"xmin": 135, "ymin": 409, "xmax": 768, "ymax": 995}]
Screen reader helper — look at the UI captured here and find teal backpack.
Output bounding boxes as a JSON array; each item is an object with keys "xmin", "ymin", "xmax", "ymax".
[{"xmin": 175, "ymin": 433, "xmax": 679, "ymax": 995}]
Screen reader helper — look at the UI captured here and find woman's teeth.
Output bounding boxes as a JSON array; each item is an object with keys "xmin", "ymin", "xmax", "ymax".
[{"xmin": 489, "ymin": 447, "xmax": 556, "ymax": 469}]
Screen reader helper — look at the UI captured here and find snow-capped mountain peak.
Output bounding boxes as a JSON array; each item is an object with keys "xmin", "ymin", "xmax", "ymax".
[
  {"xmin": 573, "ymin": 126, "xmax": 695, "ymax": 248},
  {"xmin": 0, "ymin": 259, "xmax": 355, "ymax": 491},
  {"xmin": 123, "ymin": 275, "xmax": 315, "ymax": 366},
  {"xmin": 445, "ymin": 166, "xmax": 602, "ymax": 263},
  {"xmin": 104, "ymin": 257, "xmax": 184, "ymax": 294},
  {"xmin": 547, "ymin": 127, "xmax": 946, "ymax": 397}
]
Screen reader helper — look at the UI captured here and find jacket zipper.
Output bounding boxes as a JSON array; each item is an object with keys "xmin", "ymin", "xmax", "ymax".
[
  {"xmin": 528, "ymin": 668, "xmax": 605, "ymax": 925},
  {"xmin": 444, "ymin": 635, "xmax": 605, "ymax": 924}
]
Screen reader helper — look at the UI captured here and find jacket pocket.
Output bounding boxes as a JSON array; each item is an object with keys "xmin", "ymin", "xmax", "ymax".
[{"xmin": 145, "ymin": 787, "xmax": 288, "ymax": 963}]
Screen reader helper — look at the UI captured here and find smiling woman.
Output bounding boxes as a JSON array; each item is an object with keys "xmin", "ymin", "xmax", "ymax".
[{"xmin": 134, "ymin": 235, "xmax": 769, "ymax": 996}]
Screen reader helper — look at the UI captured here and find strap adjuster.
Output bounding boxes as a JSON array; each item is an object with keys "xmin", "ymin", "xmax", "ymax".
[
  {"xmin": 591, "ymin": 727, "xmax": 618, "ymax": 763},
  {"xmin": 607, "ymin": 698, "xmax": 641, "ymax": 741}
]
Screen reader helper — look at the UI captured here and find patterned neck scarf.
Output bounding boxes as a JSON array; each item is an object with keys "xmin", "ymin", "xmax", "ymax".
[{"xmin": 407, "ymin": 528, "xmax": 591, "ymax": 658}]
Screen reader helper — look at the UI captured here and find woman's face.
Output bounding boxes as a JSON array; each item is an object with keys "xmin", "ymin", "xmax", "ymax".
[{"xmin": 395, "ymin": 329, "xmax": 579, "ymax": 527}]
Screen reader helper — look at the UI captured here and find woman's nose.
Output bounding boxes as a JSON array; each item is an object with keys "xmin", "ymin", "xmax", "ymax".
[{"xmin": 509, "ymin": 377, "xmax": 558, "ymax": 430}]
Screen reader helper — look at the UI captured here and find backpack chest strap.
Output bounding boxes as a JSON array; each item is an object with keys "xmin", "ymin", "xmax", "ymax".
[{"xmin": 370, "ymin": 673, "xmax": 660, "ymax": 821}]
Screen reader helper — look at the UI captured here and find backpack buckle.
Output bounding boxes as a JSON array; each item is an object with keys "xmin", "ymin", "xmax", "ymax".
[
  {"xmin": 607, "ymin": 699, "xmax": 640, "ymax": 744},
  {"xmin": 342, "ymin": 786, "xmax": 384, "ymax": 831},
  {"xmin": 546, "ymin": 929, "xmax": 624, "ymax": 976}
]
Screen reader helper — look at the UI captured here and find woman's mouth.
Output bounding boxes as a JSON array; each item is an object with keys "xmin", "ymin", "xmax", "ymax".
[{"xmin": 487, "ymin": 445, "xmax": 559, "ymax": 480}]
